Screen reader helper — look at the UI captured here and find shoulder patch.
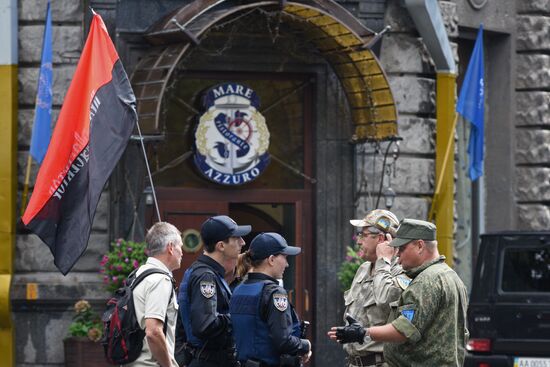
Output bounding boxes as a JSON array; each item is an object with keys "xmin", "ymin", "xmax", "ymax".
[
  {"xmin": 200, "ymin": 280, "xmax": 216, "ymax": 298},
  {"xmin": 396, "ymin": 275, "xmax": 412, "ymax": 290},
  {"xmin": 273, "ymin": 293, "xmax": 288, "ymax": 312},
  {"xmin": 401, "ymin": 309, "xmax": 415, "ymax": 322}
]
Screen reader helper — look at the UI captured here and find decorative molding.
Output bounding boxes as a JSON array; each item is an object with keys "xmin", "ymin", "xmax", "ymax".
[{"xmin": 467, "ymin": 0, "xmax": 488, "ymax": 10}]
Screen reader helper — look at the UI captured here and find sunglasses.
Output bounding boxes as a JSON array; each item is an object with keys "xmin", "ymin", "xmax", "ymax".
[{"xmin": 356, "ymin": 231, "xmax": 380, "ymax": 239}]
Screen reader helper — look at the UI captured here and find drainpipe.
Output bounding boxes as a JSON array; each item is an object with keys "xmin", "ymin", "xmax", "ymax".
[
  {"xmin": 0, "ymin": 0, "xmax": 16, "ymax": 364},
  {"xmin": 403, "ymin": 0, "xmax": 456, "ymax": 267}
]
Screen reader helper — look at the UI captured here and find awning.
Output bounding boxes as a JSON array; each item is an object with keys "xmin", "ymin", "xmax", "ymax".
[{"xmin": 130, "ymin": 0, "xmax": 398, "ymax": 142}]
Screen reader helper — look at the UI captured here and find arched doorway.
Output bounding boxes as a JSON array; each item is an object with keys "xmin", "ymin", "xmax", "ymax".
[{"xmin": 123, "ymin": 1, "xmax": 398, "ymax": 364}]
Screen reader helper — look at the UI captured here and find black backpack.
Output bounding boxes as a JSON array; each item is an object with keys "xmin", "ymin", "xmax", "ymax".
[{"xmin": 101, "ymin": 268, "xmax": 174, "ymax": 365}]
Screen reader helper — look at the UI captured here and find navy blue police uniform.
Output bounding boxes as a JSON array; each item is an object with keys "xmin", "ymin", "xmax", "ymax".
[
  {"xmin": 179, "ymin": 254, "xmax": 236, "ymax": 367},
  {"xmin": 231, "ymin": 272, "xmax": 310, "ymax": 367},
  {"xmin": 228, "ymin": 232, "xmax": 310, "ymax": 367},
  {"xmin": 177, "ymin": 214, "xmax": 251, "ymax": 367}
]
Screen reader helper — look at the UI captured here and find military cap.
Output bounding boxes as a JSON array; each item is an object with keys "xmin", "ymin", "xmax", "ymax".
[
  {"xmin": 350, "ymin": 209, "xmax": 399, "ymax": 236},
  {"xmin": 389, "ymin": 219, "xmax": 437, "ymax": 247}
]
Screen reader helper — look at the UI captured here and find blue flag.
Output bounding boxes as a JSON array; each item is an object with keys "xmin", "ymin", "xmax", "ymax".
[
  {"xmin": 456, "ymin": 25, "xmax": 484, "ymax": 181},
  {"xmin": 29, "ymin": 1, "xmax": 53, "ymax": 164}
]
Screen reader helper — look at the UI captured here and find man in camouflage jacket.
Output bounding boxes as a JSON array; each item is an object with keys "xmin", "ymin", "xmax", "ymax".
[
  {"xmin": 329, "ymin": 219, "xmax": 469, "ymax": 367},
  {"xmin": 343, "ymin": 209, "xmax": 410, "ymax": 367}
]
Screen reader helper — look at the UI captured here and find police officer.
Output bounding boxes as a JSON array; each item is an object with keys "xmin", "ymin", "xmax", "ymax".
[
  {"xmin": 329, "ymin": 219, "xmax": 469, "ymax": 367},
  {"xmin": 342, "ymin": 209, "xmax": 408, "ymax": 367},
  {"xmin": 178, "ymin": 215, "xmax": 251, "ymax": 367},
  {"xmin": 230, "ymin": 232, "xmax": 312, "ymax": 367}
]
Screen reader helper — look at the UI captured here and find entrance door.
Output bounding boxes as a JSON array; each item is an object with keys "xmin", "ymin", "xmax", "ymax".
[
  {"xmin": 146, "ymin": 188, "xmax": 314, "ymax": 323},
  {"xmin": 155, "ymin": 200, "xmax": 228, "ymax": 281},
  {"xmin": 144, "ymin": 71, "xmax": 315, "ymax": 338}
]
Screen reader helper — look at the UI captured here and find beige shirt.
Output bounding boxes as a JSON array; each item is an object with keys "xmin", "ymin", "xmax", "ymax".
[
  {"xmin": 126, "ymin": 257, "xmax": 179, "ymax": 367},
  {"xmin": 343, "ymin": 258, "xmax": 409, "ymax": 356}
]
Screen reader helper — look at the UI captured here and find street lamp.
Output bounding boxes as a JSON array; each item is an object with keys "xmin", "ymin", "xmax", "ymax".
[
  {"xmin": 384, "ymin": 187, "xmax": 396, "ymax": 210},
  {"xmin": 143, "ymin": 186, "xmax": 154, "ymax": 206}
]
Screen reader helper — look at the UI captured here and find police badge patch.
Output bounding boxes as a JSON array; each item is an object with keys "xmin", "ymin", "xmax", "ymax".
[
  {"xmin": 273, "ymin": 293, "xmax": 288, "ymax": 312},
  {"xmin": 200, "ymin": 281, "xmax": 216, "ymax": 298}
]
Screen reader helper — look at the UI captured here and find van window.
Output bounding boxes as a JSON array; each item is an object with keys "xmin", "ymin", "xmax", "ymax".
[{"xmin": 501, "ymin": 247, "xmax": 550, "ymax": 293}]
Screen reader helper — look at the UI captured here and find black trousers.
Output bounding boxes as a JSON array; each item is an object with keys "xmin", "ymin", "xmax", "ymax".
[
  {"xmin": 188, "ymin": 359, "xmax": 215, "ymax": 367},
  {"xmin": 188, "ymin": 357, "xmax": 239, "ymax": 367}
]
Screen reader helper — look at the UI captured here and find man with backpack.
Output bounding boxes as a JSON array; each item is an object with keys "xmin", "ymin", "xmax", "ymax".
[
  {"xmin": 126, "ymin": 222, "xmax": 183, "ymax": 367},
  {"xmin": 178, "ymin": 215, "xmax": 251, "ymax": 367}
]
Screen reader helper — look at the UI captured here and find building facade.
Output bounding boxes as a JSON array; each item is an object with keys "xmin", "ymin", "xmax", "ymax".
[{"xmin": 3, "ymin": 0, "xmax": 547, "ymax": 365}]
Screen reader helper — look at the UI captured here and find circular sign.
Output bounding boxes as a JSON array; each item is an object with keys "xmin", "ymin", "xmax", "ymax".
[
  {"xmin": 181, "ymin": 229, "xmax": 203, "ymax": 253},
  {"xmin": 194, "ymin": 83, "xmax": 270, "ymax": 185}
]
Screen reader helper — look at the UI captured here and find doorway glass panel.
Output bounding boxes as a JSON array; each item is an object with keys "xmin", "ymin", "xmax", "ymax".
[{"xmin": 230, "ymin": 203, "xmax": 297, "ymax": 294}]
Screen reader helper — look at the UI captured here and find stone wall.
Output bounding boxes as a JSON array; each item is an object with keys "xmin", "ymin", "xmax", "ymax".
[
  {"xmin": 516, "ymin": 0, "xmax": 550, "ymax": 229},
  {"xmin": 15, "ymin": 1, "xmax": 109, "ymax": 366},
  {"xmin": 354, "ymin": 0, "xmax": 451, "ymax": 222}
]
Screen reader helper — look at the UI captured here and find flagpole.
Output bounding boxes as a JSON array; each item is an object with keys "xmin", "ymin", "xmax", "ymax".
[
  {"xmin": 428, "ymin": 112, "xmax": 458, "ymax": 222},
  {"xmin": 21, "ymin": 154, "xmax": 33, "ymax": 217},
  {"xmin": 134, "ymin": 120, "xmax": 161, "ymax": 222}
]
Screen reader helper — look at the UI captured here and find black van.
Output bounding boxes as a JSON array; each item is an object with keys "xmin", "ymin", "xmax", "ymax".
[{"xmin": 465, "ymin": 232, "xmax": 550, "ymax": 367}]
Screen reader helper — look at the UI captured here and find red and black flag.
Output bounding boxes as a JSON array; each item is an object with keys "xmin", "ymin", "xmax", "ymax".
[{"xmin": 22, "ymin": 12, "xmax": 136, "ymax": 275}]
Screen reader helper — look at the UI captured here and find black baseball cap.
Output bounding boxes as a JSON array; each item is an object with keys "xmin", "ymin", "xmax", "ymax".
[
  {"xmin": 249, "ymin": 232, "xmax": 301, "ymax": 260},
  {"xmin": 200, "ymin": 215, "xmax": 251, "ymax": 244}
]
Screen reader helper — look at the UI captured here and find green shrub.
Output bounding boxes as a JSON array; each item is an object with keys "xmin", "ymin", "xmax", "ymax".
[
  {"xmin": 337, "ymin": 243, "xmax": 366, "ymax": 291},
  {"xmin": 99, "ymin": 238, "xmax": 148, "ymax": 292}
]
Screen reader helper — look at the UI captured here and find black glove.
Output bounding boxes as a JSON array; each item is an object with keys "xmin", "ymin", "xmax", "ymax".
[{"xmin": 334, "ymin": 314, "xmax": 366, "ymax": 344}]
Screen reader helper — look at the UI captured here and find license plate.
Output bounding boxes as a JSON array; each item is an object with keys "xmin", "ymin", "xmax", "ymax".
[{"xmin": 514, "ymin": 357, "xmax": 550, "ymax": 367}]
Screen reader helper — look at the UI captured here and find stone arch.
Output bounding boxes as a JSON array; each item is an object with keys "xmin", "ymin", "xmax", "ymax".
[{"xmin": 130, "ymin": 0, "xmax": 398, "ymax": 142}]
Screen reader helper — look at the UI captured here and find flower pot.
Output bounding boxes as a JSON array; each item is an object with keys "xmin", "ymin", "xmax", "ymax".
[{"xmin": 64, "ymin": 337, "xmax": 107, "ymax": 367}]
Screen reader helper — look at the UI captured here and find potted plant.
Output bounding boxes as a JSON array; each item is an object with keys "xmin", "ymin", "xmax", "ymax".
[
  {"xmin": 100, "ymin": 238, "xmax": 148, "ymax": 292},
  {"xmin": 64, "ymin": 300, "xmax": 106, "ymax": 367},
  {"xmin": 64, "ymin": 239, "xmax": 148, "ymax": 366},
  {"xmin": 337, "ymin": 238, "xmax": 367, "ymax": 291}
]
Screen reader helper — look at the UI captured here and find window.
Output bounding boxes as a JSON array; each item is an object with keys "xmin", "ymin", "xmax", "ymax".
[{"xmin": 501, "ymin": 247, "xmax": 550, "ymax": 292}]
